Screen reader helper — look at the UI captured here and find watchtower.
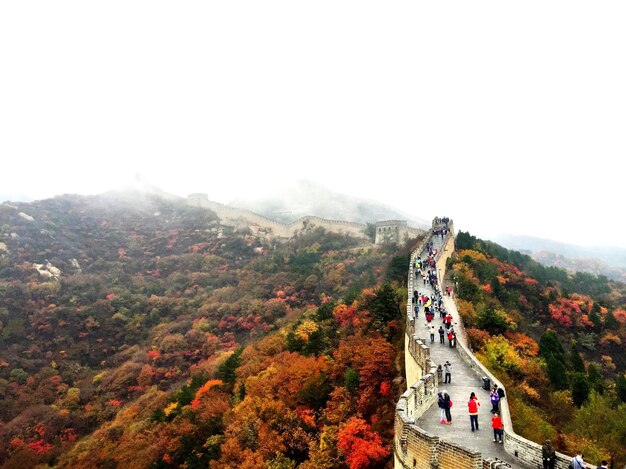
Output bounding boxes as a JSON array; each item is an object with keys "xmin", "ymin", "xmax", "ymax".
[{"xmin": 375, "ymin": 220, "xmax": 408, "ymax": 244}]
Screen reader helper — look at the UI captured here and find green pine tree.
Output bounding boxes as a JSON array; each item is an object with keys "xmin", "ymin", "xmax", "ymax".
[
  {"xmin": 604, "ymin": 310, "xmax": 619, "ymax": 330},
  {"xmin": 344, "ymin": 368, "xmax": 360, "ymax": 394},
  {"xmin": 569, "ymin": 344, "xmax": 586, "ymax": 373},
  {"xmin": 571, "ymin": 373, "xmax": 591, "ymax": 407},
  {"xmin": 617, "ymin": 374, "xmax": 626, "ymax": 403},
  {"xmin": 547, "ymin": 355, "xmax": 569, "ymax": 390},
  {"xmin": 540, "ymin": 330, "xmax": 564, "ymax": 361}
]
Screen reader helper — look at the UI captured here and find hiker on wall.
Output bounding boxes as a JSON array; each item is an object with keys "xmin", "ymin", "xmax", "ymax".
[
  {"xmin": 491, "ymin": 412, "xmax": 504, "ymax": 443},
  {"xmin": 448, "ymin": 330, "xmax": 455, "ymax": 348},
  {"xmin": 570, "ymin": 451, "xmax": 587, "ymax": 469},
  {"xmin": 495, "ymin": 384, "xmax": 505, "ymax": 401},
  {"xmin": 442, "ymin": 390, "xmax": 452, "ymax": 424},
  {"xmin": 468, "ymin": 392, "xmax": 480, "ymax": 432},
  {"xmin": 490, "ymin": 386, "xmax": 500, "ymax": 413},
  {"xmin": 437, "ymin": 391, "xmax": 446, "ymax": 424},
  {"xmin": 443, "ymin": 360, "xmax": 452, "ymax": 384},
  {"xmin": 542, "ymin": 439, "xmax": 556, "ymax": 469}
]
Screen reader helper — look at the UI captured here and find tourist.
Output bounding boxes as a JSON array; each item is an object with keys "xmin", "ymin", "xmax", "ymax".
[
  {"xmin": 468, "ymin": 392, "xmax": 480, "ymax": 432},
  {"xmin": 491, "ymin": 412, "xmax": 503, "ymax": 443},
  {"xmin": 442, "ymin": 390, "xmax": 453, "ymax": 424},
  {"xmin": 495, "ymin": 384, "xmax": 505, "ymax": 400},
  {"xmin": 448, "ymin": 330, "xmax": 455, "ymax": 348},
  {"xmin": 597, "ymin": 460, "xmax": 608, "ymax": 469},
  {"xmin": 570, "ymin": 452, "xmax": 587, "ymax": 469},
  {"xmin": 444, "ymin": 360, "xmax": 452, "ymax": 384},
  {"xmin": 430, "ymin": 325, "xmax": 436, "ymax": 343},
  {"xmin": 542, "ymin": 439, "xmax": 555, "ymax": 469},
  {"xmin": 439, "ymin": 326, "xmax": 445, "ymax": 344},
  {"xmin": 490, "ymin": 386, "xmax": 500, "ymax": 413},
  {"xmin": 437, "ymin": 391, "xmax": 446, "ymax": 424}
]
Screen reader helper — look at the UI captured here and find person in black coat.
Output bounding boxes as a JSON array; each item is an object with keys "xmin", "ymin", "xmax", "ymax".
[
  {"xmin": 542, "ymin": 439, "xmax": 556, "ymax": 469},
  {"xmin": 442, "ymin": 390, "xmax": 452, "ymax": 424}
]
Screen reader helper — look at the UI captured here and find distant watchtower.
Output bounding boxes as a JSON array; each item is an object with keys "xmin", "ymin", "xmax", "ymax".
[{"xmin": 375, "ymin": 220, "xmax": 408, "ymax": 244}]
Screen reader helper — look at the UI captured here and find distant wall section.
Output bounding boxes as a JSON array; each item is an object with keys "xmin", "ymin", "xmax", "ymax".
[{"xmin": 187, "ymin": 194, "xmax": 425, "ymax": 244}]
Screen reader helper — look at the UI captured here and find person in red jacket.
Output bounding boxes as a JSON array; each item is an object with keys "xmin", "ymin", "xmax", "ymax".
[
  {"xmin": 491, "ymin": 412, "xmax": 504, "ymax": 443},
  {"xmin": 467, "ymin": 392, "xmax": 480, "ymax": 432}
]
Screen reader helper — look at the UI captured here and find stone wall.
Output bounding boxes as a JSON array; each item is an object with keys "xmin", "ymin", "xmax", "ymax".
[
  {"xmin": 435, "ymin": 232, "xmax": 455, "ymax": 284},
  {"xmin": 188, "ymin": 195, "xmax": 293, "ymax": 237},
  {"xmin": 405, "ymin": 232, "xmax": 433, "ymax": 385},
  {"xmin": 438, "ymin": 441, "xmax": 482, "ymax": 469}
]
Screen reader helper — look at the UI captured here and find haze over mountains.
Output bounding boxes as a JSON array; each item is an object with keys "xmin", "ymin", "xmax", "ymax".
[
  {"xmin": 229, "ymin": 180, "xmax": 430, "ymax": 227},
  {"xmin": 5, "ymin": 182, "xmax": 626, "ymax": 282},
  {"xmin": 494, "ymin": 233, "xmax": 626, "ymax": 282}
]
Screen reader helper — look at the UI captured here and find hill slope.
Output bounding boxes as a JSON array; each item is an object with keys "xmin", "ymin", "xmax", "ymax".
[
  {"xmin": 0, "ymin": 192, "xmax": 415, "ymax": 468},
  {"xmin": 494, "ymin": 233, "xmax": 626, "ymax": 280},
  {"xmin": 450, "ymin": 231, "xmax": 626, "ymax": 465}
]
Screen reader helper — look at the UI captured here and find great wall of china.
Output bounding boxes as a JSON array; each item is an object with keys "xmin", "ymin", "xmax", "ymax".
[
  {"xmin": 395, "ymin": 224, "xmax": 596, "ymax": 469},
  {"xmin": 187, "ymin": 193, "xmax": 424, "ymax": 244}
]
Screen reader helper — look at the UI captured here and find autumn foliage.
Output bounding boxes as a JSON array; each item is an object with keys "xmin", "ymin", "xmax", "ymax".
[
  {"xmin": 452, "ymin": 231, "xmax": 626, "ymax": 465},
  {"xmin": 0, "ymin": 194, "xmax": 409, "ymax": 467},
  {"xmin": 337, "ymin": 417, "xmax": 389, "ymax": 469}
]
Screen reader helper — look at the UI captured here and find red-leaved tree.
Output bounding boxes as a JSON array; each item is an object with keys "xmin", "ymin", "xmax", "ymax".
[{"xmin": 337, "ymin": 417, "xmax": 389, "ymax": 469}]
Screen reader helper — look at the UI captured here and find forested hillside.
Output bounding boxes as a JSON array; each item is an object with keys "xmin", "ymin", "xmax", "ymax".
[
  {"xmin": 450, "ymin": 232, "xmax": 626, "ymax": 466},
  {"xmin": 0, "ymin": 193, "xmax": 413, "ymax": 468}
]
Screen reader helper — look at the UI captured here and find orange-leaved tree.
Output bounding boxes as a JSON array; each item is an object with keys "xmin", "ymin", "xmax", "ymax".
[{"xmin": 337, "ymin": 417, "xmax": 388, "ymax": 469}]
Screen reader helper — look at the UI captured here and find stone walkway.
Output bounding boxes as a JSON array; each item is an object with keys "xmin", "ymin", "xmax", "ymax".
[{"xmin": 410, "ymin": 235, "xmax": 525, "ymax": 469}]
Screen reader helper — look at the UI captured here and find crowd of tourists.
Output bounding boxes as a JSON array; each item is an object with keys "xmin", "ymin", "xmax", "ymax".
[{"xmin": 411, "ymin": 284, "xmax": 457, "ymax": 349}]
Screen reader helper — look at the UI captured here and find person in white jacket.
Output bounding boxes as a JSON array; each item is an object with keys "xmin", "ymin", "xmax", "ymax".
[
  {"xmin": 443, "ymin": 361, "xmax": 452, "ymax": 384},
  {"xmin": 570, "ymin": 452, "xmax": 587, "ymax": 469}
]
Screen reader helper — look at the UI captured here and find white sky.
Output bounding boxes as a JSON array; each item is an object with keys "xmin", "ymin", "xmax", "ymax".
[{"xmin": 1, "ymin": 1, "xmax": 625, "ymax": 247}]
